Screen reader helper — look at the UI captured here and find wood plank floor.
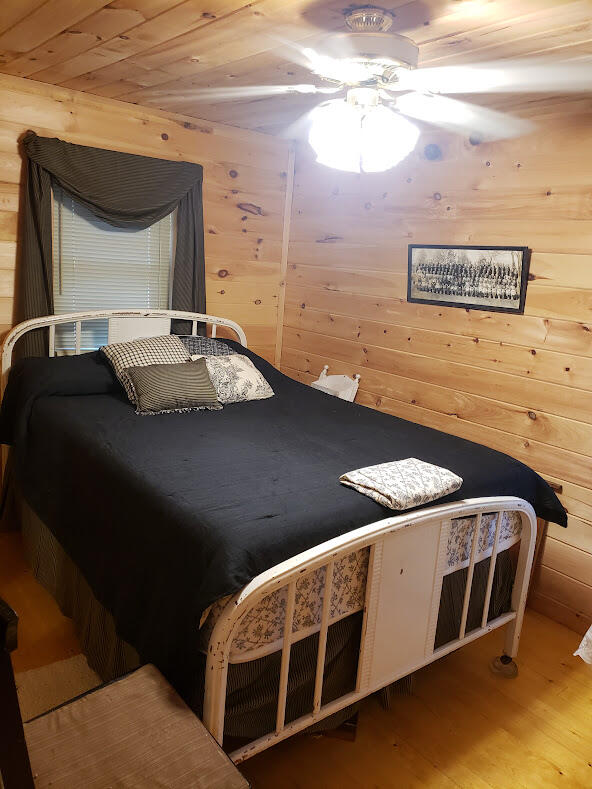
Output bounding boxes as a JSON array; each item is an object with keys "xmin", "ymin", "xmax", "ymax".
[
  {"xmin": 0, "ymin": 531, "xmax": 80, "ymax": 673},
  {"xmin": 1, "ymin": 530, "xmax": 590, "ymax": 788}
]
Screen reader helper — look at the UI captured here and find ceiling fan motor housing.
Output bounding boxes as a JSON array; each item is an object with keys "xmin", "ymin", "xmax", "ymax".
[{"xmin": 322, "ymin": 31, "xmax": 419, "ymax": 70}]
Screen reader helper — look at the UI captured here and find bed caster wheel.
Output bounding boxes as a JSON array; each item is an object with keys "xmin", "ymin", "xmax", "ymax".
[{"xmin": 490, "ymin": 655, "xmax": 518, "ymax": 678}]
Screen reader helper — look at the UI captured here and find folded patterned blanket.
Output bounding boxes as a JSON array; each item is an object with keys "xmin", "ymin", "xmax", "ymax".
[{"xmin": 339, "ymin": 458, "xmax": 463, "ymax": 511}]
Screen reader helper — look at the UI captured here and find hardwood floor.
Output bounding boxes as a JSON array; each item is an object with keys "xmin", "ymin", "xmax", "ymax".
[
  {"xmin": 243, "ymin": 614, "xmax": 592, "ymax": 788},
  {"xmin": 1, "ymin": 530, "xmax": 590, "ymax": 788},
  {"xmin": 0, "ymin": 531, "xmax": 80, "ymax": 673}
]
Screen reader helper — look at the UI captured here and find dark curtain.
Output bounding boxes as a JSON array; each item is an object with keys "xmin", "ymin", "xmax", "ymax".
[{"xmin": 18, "ymin": 132, "xmax": 205, "ymax": 355}]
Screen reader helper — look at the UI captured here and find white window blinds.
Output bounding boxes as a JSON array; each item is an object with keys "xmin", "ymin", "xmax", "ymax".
[{"xmin": 52, "ymin": 185, "xmax": 174, "ymax": 351}]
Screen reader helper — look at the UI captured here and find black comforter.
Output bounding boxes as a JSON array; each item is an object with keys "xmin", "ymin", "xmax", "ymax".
[{"xmin": 0, "ymin": 341, "xmax": 566, "ymax": 695}]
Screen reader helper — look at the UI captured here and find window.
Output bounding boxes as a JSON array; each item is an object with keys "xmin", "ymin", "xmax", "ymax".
[{"xmin": 52, "ymin": 185, "xmax": 174, "ymax": 351}]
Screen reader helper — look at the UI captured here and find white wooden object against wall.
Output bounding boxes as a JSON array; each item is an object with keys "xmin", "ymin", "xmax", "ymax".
[
  {"xmin": 2, "ymin": 313, "xmax": 537, "ymax": 764},
  {"xmin": 311, "ymin": 365, "xmax": 361, "ymax": 402}
]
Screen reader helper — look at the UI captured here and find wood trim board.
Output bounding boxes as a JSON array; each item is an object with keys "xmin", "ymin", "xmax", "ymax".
[{"xmin": 275, "ymin": 145, "xmax": 295, "ymax": 369}]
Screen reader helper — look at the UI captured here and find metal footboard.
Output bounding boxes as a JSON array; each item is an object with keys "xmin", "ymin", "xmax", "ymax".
[{"xmin": 203, "ymin": 496, "xmax": 536, "ymax": 763}]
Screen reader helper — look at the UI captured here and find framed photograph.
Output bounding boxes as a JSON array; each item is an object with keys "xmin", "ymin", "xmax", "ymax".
[{"xmin": 408, "ymin": 244, "xmax": 531, "ymax": 314}]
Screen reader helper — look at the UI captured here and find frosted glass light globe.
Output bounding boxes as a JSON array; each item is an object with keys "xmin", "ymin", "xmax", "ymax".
[{"xmin": 308, "ymin": 99, "xmax": 420, "ymax": 173}]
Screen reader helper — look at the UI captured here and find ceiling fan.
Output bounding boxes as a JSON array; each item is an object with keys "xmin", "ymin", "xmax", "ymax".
[{"xmin": 194, "ymin": 6, "xmax": 592, "ymax": 173}]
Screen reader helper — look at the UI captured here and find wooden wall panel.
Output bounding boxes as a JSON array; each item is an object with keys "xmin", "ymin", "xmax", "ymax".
[
  {"xmin": 0, "ymin": 74, "xmax": 293, "ymax": 361},
  {"xmin": 282, "ymin": 110, "xmax": 592, "ymax": 634}
]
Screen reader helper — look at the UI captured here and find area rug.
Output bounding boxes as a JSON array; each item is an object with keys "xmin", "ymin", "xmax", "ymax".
[{"xmin": 16, "ymin": 654, "xmax": 101, "ymax": 721}]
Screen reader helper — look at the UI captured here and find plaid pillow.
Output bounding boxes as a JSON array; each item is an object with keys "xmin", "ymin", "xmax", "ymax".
[
  {"xmin": 100, "ymin": 334, "xmax": 190, "ymax": 404},
  {"xmin": 178, "ymin": 336, "xmax": 234, "ymax": 357},
  {"xmin": 125, "ymin": 359, "xmax": 222, "ymax": 415}
]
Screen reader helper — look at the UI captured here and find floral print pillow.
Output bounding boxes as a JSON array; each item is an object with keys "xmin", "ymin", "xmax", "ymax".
[{"xmin": 204, "ymin": 354, "xmax": 274, "ymax": 404}]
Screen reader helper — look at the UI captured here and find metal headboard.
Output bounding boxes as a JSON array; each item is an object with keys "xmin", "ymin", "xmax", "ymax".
[{"xmin": 1, "ymin": 309, "xmax": 247, "ymax": 394}]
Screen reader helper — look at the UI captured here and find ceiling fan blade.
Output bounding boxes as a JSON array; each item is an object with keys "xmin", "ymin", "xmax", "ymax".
[
  {"xmin": 279, "ymin": 108, "xmax": 318, "ymax": 141},
  {"xmin": 189, "ymin": 84, "xmax": 340, "ymax": 103},
  {"xmin": 396, "ymin": 59, "xmax": 592, "ymax": 94},
  {"xmin": 395, "ymin": 93, "xmax": 535, "ymax": 140},
  {"xmin": 266, "ymin": 33, "xmax": 375, "ymax": 81}
]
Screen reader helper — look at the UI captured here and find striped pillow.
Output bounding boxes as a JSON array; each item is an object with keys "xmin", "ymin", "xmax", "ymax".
[
  {"xmin": 125, "ymin": 359, "xmax": 222, "ymax": 415},
  {"xmin": 101, "ymin": 334, "xmax": 190, "ymax": 405}
]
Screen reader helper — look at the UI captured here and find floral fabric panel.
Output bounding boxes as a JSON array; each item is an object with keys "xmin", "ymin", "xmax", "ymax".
[
  {"xmin": 340, "ymin": 458, "xmax": 462, "ymax": 510},
  {"xmin": 200, "ymin": 549, "xmax": 369, "ymax": 660},
  {"xmin": 446, "ymin": 511, "xmax": 522, "ymax": 570},
  {"xmin": 200, "ymin": 511, "xmax": 522, "ymax": 661},
  {"xmin": 204, "ymin": 354, "xmax": 274, "ymax": 404}
]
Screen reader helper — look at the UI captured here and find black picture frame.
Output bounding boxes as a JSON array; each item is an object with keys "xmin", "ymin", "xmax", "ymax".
[{"xmin": 407, "ymin": 244, "xmax": 531, "ymax": 314}]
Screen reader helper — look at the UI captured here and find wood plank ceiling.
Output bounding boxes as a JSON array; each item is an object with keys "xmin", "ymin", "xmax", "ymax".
[{"xmin": 0, "ymin": 0, "xmax": 591, "ymax": 135}]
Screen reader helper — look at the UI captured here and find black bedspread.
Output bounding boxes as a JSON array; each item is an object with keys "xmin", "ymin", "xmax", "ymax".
[{"xmin": 0, "ymin": 341, "xmax": 565, "ymax": 695}]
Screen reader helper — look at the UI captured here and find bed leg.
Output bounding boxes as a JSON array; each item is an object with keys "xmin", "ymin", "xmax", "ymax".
[
  {"xmin": 527, "ymin": 518, "xmax": 548, "ymax": 602},
  {"xmin": 491, "ymin": 588, "xmax": 523, "ymax": 678},
  {"xmin": 490, "ymin": 654, "xmax": 518, "ymax": 678},
  {"xmin": 490, "ymin": 596, "xmax": 523, "ymax": 678},
  {"xmin": 489, "ymin": 507, "xmax": 536, "ymax": 679}
]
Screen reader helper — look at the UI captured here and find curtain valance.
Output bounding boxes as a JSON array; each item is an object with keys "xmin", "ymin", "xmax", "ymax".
[{"xmin": 19, "ymin": 132, "xmax": 206, "ymax": 354}]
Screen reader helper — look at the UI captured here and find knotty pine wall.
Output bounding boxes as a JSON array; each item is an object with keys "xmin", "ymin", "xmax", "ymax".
[
  {"xmin": 281, "ymin": 107, "xmax": 592, "ymax": 635},
  {"xmin": 0, "ymin": 74, "xmax": 293, "ymax": 363}
]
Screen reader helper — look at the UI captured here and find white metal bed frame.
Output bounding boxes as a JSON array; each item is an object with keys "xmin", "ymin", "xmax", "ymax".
[
  {"xmin": 1, "ymin": 311, "xmax": 537, "ymax": 765},
  {"xmin": 1, "ymin": 309, "xmax": 246, "ymax": 393}
]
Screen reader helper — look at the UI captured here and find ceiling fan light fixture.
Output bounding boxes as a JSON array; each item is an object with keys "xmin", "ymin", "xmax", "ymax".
[
  {"xmin": 361, "ymin": 105, "xmax": 420, "ymax": 172},
  {"xmin": 308, "ymin": 99, "xmax": 419, "ymax": 174},
  {"xmin": 347, "ymin": 86, "xmax": 380, "ymax": 107},
  {"xmin": 308, "ymin": 100, "xmax": 362, "ymax": 173}
]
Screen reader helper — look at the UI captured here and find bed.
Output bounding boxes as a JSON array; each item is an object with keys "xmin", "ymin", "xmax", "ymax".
[{"xmin": 0, "ymin": 310, "xmax": 566, "ymax": 762}]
